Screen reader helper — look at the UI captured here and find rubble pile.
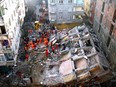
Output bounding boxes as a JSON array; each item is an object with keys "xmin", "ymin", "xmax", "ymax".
[{"xmin": 32, "ymin": 24, "xmax": 112, "ymax": 86}]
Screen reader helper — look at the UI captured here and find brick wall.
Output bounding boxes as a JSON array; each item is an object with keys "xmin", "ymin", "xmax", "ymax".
[{"xmin": 93, "ymin": 0, "xmax": 116, "ymax": 72}]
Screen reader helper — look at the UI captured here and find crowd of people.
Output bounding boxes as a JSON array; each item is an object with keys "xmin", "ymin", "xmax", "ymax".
[{"xmin": 22, "ymin": 23, "xmax": 61, "ymax": 62}]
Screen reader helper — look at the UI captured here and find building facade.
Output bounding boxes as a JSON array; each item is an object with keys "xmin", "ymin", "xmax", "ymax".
[
  {"xmin": 48, "ymin": 0, "xmax": 84, "ymax": 24},
  {"xmin": 93, "ymin": 0, "xmax": 116, "ymax": 72},
  {"xmin": 84, "ymin": 0, "xmax": 96, "ymax": 24},
  {"xmin": 0, "ymin": 0, "xmax": 25, "ymax": 66}
]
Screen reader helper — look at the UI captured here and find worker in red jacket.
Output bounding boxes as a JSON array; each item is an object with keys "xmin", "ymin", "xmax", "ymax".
[
  {"xmin": 45, "ymin": 48, "xmax": 49, "ymax": 57},
  {"xmin": 52, "ymin": 46, "xmax": 55, "ymax": 53},
  {"xmin": 25, "ymin": 54, "xmax": 29, "ymax": 61}
]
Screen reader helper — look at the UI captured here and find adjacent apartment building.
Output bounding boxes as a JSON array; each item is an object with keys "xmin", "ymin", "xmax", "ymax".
[
  {"xmin": 93, "ymin": 0, "xmax": 116, "ymax": 72},
  {"xmin": 84, "ymin": 0, "xmax": 96, "ymax": 24},
  {"xmin": 0, "ymin": 0, "xmax": 25, "ymax": 66},
  {"xmin": 48, "ymin": 0, "xmax": 84, "ymax": 24}
]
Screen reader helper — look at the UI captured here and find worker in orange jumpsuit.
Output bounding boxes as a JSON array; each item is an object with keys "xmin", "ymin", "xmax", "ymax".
[
  {"xmin": 44, "ymin": 37, "xmax": 48, "ymax": 47},
  {"xmin": 29, "ymin": 40, "xmax": 33, "ymax": 47},
  {"xmin": 31, "ymin": 43, "xmax": 36, "ymax": 49},
  {"xmin": 44, "ymin": 40, "xmax": 48, "ymax": 47},
  {"xmin": 39, "ymin": 37, "xmax": 43, "ymax": 44}
]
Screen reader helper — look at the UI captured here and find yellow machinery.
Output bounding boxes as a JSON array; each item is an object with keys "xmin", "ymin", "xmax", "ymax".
[{"xmin": 34, "ymin": 21, "xmax": 42, "ymax": 30}]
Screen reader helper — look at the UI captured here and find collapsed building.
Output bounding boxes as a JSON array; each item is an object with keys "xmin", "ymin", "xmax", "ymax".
[{"xmin": 32, "ymin": 24, "xmax": 113, "ymax": 86}]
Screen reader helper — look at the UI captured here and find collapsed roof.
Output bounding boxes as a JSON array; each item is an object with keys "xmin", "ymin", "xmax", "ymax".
[{"xmin": 38, "ymin": 25, "xmax": 113, "ymax": 86}]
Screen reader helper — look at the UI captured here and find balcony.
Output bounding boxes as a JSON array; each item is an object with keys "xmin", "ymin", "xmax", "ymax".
[
  {"xmin": 0, "ymin": 47, "xmax": 12, "ymax": 53},
  {"xmin": 0, "ymin": 54, "xmax": 14, "ymax": 66}
]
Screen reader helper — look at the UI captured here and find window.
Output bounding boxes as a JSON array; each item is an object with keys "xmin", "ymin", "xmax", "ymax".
[
  {"xmin": 4, "ymin": 53, "xmax": 13, "ymax": 60},
  {"xmin": 51, "ymin": 0, "xmax": 55, "ymax": 3},
  {"xmin": 59, "ymin": 12, "xmax": 63, "ymax": 20},
  {"xmin": 0, "ymin": 26, "xmax": 6, "ymax": 34},
  {"xmin": 107, "ymin": 37, "xmax": 111, "ymax": 47},
  {"xmin": 102, "ymin": 2, "xmax": 105, "ymax": 12},
  {"xmin": 100, "ymin": 14, "xmax": 103, "ymax": 23},
  {"xmin": 59, "ymin": 0, "xmax": 63, "ymax": 3},
  {"xmin": 50, "ymin": 15, "xmax": 56, "ymax": 20},
  {"xmin": 68, "ymin": 0, "xmax": 73, "ymax": 3},
  {"xmin": 0, "ymin": 55, "xmax": 6, "ymax": 61},
  {"xmin": 2, "ymin": 40, "xmax": 9, "ymax": 46}
]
